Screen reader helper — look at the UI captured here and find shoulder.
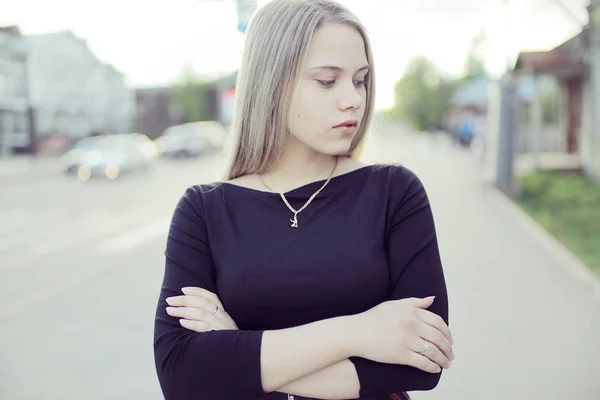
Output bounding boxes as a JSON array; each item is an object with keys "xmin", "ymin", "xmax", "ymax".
[
  {"xmin": 339, "ymin": 157, "xmax": 421, "ymax": 186},
  {"xmin": 365, "ymin": 163, "xmax": 425, "ymax": 192},
  {"xmin": 221, "ymin": 173, "xmax": 262, "ymax": 190},
  {"xmin": 173, "ymin": 182, "xmax": 225, "ymax": 216},
  {"xmin": 362, "ymin": 163, "xmax": 431, "ymax": 215}
]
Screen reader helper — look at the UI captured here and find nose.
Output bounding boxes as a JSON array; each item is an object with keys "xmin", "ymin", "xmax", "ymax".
[{"xmin": 338, "ymin": 81, "xmax": 364, "ymax": 111}]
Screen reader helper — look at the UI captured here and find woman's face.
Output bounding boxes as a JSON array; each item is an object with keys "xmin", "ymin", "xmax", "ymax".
[{"xmin": 287, "ymin": 22, "xmax": 369, "ymax": 156}]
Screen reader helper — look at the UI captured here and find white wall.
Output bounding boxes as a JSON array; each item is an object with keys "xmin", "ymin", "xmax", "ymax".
[{"xmin": 26, "ymin": 31, "xmax": 135, "ymax": 140}]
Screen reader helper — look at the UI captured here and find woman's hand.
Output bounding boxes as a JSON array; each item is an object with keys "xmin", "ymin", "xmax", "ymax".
[
  {"xmin": 165, "ymin": 287, "xmax": 239, "ymax": 332},
  {"xmin": 350, "ymin": 296, "xmax": 455, "ymax": 374}
]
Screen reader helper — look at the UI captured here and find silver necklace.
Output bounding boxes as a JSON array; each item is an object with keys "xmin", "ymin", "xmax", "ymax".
[{"xmin": 259, "ymin": 157, "xmax": 338, "ymax": 228}]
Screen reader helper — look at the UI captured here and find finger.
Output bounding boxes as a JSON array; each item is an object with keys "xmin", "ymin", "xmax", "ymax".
[
  {"xmin": 417, "ymin": 309, "xmax": 454, "ymax": 346},
  {"xmin": 418, "ymin": 323, "xmax": 454, "ymax": 365},
  {"xmin": 180, "ymin": 318, "xmax": 228, "ymax": 332},
  {"xmin": 181, "ymin": 287, "xmax": 223, "ymax": 308},
  {"xmin": 166, "ymin": 296, "xmax": 234, "ymax": 328},
  {"xmin": 411, "ymin": 338, "xmax": 451, "ymax": 370},
  {"xmin": 401, "ymin": 296, "xmax": 435, "ymax": 308},
  {"xmin": 212, "ymin": 306, "xmax": 237, "ymax": 327},
  {"xmin": 179, "ymin": 319, "xmax": 209, "ymax": 333},
  {"xmin": 166, "ymin": 295, "xmax": 214, "ymax": 311},
  {"xmin": 404, "ymin": 349, "xmax": 442, "ymax": 374},
  {"xmin": 167, "ymin": 306, "xmax": 209, "ymax": 321}
]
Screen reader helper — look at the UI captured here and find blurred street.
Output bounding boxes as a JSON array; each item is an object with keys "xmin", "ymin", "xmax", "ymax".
[
  {"xmin": 1, "ymin": 126, "xmax": 599, "ymax": 400},
  {"xmin": 0, "ymin": 153, "xmax": 225, "ymax": 400},
  {"xmin": 370, "ymin": 127, "xmax": 600, "ymax": 400}
]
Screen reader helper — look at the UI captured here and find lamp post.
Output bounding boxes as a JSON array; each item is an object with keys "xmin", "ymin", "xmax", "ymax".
[{"xmin": 493, "ymin": 0, "xmax": 519, "ymax": 196}]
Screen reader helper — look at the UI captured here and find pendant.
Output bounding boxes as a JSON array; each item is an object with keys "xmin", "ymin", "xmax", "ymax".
[{"xmin": 290, "ymin": 214, "xmax": 299, "ymax": 228}]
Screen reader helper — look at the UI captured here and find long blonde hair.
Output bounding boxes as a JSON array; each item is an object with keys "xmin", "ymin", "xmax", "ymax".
[{"xmin": 224, "ymin": 0, "xmax": 376, "ymax": 180}]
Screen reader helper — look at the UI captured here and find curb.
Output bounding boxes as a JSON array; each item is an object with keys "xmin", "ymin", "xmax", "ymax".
[{"xmin": 487, "ymin": 183, "xmax": 600, "ymax": 300}]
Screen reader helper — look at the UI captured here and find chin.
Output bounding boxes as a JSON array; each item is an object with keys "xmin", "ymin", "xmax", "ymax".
[{"xmin": 320, "ymin": 143, "xmax": 353, "ymax": 156}]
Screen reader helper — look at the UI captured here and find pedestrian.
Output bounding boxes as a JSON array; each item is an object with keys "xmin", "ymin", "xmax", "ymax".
[
  {"xmin": 153, "ymin": 1, "xmax": 454, "ymax": 400},
  {"xmin": 458, "ymin": 118, "xmax": 475, "ymax": 148}
]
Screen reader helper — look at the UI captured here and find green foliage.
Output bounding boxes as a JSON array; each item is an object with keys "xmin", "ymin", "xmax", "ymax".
[
  {"xmin": 463, "ymin": 52, "xmax": 487, "ymax": 81},
  {"xmin": 392, "ymin": 57, "xmax": 458, "ymax": 131},
  {"xmin": 172, "ymin": 69, "xmax": 211, "ymax": 123},
  {"xmin": 463, "ymin": 30, "xmax": 488, "ymax": 81},
  {"xmin": 518, "ymin": 171, "xmax": 600, "ymax": 275},
  {"xmin": 391, "ymin": 31, "xmax": 490, "ymax": 131}
]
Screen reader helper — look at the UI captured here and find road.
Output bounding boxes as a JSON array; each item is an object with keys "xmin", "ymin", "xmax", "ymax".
[
  {"xmin": 0, "ymin": 154, "xmax": 225, "ymax": 400},
  {"xmin": 0, "ymin": 127, "xmax": 599, "ymax": 400}
]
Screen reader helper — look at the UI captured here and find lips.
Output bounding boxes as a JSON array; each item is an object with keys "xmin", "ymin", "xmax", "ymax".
[{"xmin": 334, "ymin": 119, "xmax": 358, "ymax": 128}]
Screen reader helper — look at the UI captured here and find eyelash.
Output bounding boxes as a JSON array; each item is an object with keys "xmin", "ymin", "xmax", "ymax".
[{"xmin": 317, "ymin": 79, "xmax": 367, "ymax": 88}]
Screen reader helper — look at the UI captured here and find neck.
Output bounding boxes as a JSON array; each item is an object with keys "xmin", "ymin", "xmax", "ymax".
[{"xmin": 262, "ymin": 140, "xmax": 339, "ymax": 191}]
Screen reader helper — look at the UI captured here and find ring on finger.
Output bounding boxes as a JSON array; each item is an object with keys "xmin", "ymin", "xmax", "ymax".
[{"xmin": 417, "ymin": 341, "xmax": 430, "ymax": 355}]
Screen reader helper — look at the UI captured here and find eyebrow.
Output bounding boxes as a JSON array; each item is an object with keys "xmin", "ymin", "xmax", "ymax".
[{"xmin": 309, "ymin": 65, "xmax": 370, "ymax": 73}]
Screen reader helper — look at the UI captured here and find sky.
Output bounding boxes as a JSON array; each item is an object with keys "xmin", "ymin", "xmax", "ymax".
[{"xmin": 0, "ymin": 0, "xmax": 590, "ymax": 109}]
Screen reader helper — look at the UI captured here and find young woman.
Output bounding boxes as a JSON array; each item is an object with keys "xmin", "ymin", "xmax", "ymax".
[{"xmin": 154, "ymin": 1, "xmax": 454, "ymax": 399}]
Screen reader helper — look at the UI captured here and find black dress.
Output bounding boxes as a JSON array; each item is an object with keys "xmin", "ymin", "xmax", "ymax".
[{"xmin": 154, "ymin": 164, "xmax": 449, "ymax": 400}]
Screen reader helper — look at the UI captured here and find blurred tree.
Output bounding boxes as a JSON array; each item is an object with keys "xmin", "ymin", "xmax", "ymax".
[
  {"xmin": 463, "ymin": 30, "xmax": 489, "ymax": 80},
  {"xmin": 392, "ymin": 56, "xmax": 457, "ymax": 131},
  {"xmin": 172, "ymin": 67, "xmax": 211, "ymax": 123}
]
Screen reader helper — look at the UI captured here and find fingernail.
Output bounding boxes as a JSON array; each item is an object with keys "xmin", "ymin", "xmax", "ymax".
[
  {"xmin": 166, "ymin": 297, "xmax": 173, "ymax": 305},
  {"xmin": 436, "ymin": 366, "xmax": 442, "ymax": 373},
  {"xmin": 166, "ymin": 307, "xmax": 174, "ymax": 313},
  {"xmin": 179, "ymin": 319, "xmax": 192, "ymax": 328}
]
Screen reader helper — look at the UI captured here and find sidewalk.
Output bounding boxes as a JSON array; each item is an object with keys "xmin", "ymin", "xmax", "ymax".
[
  {"xmin": 367, "ymin": 126, "xmax": 600, "ymax": 400},
  {"xmin": 0, "ymin": 155, "xmax": 61, "ymax": 186}
]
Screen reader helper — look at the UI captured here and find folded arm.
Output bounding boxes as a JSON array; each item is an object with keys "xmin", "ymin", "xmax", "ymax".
[{"xmin": 155, "ymin": 188, "xmax": 361, "ymax": 400}]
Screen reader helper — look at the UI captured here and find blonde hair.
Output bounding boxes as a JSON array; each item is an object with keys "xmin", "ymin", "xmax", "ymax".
[{"xmin": 224, "ymin": 0, "xmax": 376, "ymax": 180}]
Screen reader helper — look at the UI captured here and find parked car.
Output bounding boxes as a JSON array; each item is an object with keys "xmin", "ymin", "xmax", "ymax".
[
  {"xmin": 156, "ymin": 121, "xmax": 226, "ymax": 158},
  {"xmin": 111, "ymin": 133, "xmax": 159, "ymax": 159},
  {"xmin": 61, "ymin": 134, "xmax": 153, "ymax": 181}
]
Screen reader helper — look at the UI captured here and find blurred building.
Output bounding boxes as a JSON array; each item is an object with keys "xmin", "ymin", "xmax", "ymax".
[
  {"xmin": 512, "ymin": 28, "xmax": 600, "ymax": 178},
  {"xmin": 24, "ymin": 31, "xmax": 135, "ymax": 148},
  {"xmin": 211, "ymin": 72, "xmax": 237, "ymax": 126},
  {"xmin": 0, "ymin": 27, "xmax": 135, "ymax": 155},
  {"xmin": 135, "ymin": 87, "xmax": 183, "ymax": 140},
  {"xmin": 0, "ymin": 26, "xmax": 29, "ymax": 155},
  {"xmin": 135, "ymin": 72, "xmax": 235, "ymax": 140},
  {"xmin": 445, "ymin": 76, "xmax": 536, "ymax": 150}
]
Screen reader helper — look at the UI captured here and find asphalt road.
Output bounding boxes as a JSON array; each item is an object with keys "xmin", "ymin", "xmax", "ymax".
[{"xmin": 1, "ymin": 153, "xmax": 226, "ymax": 400}]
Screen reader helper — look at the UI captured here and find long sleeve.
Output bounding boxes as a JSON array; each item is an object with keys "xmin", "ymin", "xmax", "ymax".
[
  {"xmin": 349, "ymin": 168, "xmax": 449, "ymax": 397},
  {"xmin": 153, "ymin": 187, "xmax": 266, "ymax": 400}
]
